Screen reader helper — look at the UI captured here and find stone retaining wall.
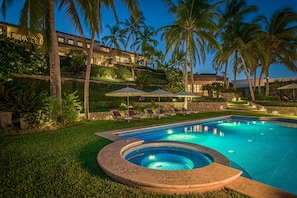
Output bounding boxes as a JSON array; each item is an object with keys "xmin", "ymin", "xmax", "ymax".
[{"xmin": 264, "ymin": 106, "xmax": 297, "ymax": 116}]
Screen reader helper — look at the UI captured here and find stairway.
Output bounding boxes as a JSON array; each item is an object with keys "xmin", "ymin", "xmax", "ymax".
[{"xmin": 224, "ymin": 102, "xmax": 261, "ymax": 112}]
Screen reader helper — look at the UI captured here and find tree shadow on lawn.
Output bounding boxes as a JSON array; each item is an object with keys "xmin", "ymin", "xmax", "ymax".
[{"xmin": 78, "ymin": 137, "xmax": 111, "ymax": 178}]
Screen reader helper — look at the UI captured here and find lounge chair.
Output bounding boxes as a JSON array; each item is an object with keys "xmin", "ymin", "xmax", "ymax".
[
  {"xmin": 172, "ymin": 108, "xmax": 190, "ymax": 116},
  {"xmin": 127, "ymin": 110, "xmax": 148, "ymax": 119},
  {"xmin": 156, "ymin": 108, "xmax": 176, "ymax": 116},
  {"xmin": 110, "ymin": 110, "xmax": 132, "ymax": 122},
  {"xmin": 182, "ymin": 107, "xmax": 198, "ymax": 114},
  {"xmin": 144, "ymin": 109, "xmax": 165, "ymax": 119}
]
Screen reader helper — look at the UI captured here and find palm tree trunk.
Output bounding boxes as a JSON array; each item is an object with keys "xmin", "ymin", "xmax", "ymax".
[
  {"xmin": 253, "ymin": 70, "xmax": 257, "ymax": 92},
  {"xmin": 233, "ymin": 67, "xmax": 237, "ymax": 89},
  {"xmin": 223, "ymin": 62, "xmax": 228, "ymax": 88},
  {"xmin": 265, "ymin": 75, "xmax": 269, "ymax": 96},
  {"xmin": 190, "ymin": 54, "xmax": 194, "ymax": 93},
  {"xmin": 84, "ymin": 33, "xmax": 95, "ymax": 120},
  {"xmin": 258, "ymin": 70, "xmax": 263, "ymax": 95},
  {"xmin": 239, "ymin": 54, "xmax": 255, "ymax": 101},
  {"xmin": 48, "ymin": 0, "xmax": 62, "ymax": 119}
]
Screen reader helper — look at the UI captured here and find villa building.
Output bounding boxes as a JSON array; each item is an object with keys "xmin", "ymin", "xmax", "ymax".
[
  {"xmin": 0, "ymin": 21, "xmax": 141, "ymax": 67},
  {"xmin": 189, "ymin": 74, "xmax": 226, "ymax": 96}
]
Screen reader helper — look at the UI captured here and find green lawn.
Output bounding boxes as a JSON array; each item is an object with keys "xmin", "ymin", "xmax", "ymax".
[{"xmin": 1, "ymin": 111, "xmax": 277, "ymax": 198}]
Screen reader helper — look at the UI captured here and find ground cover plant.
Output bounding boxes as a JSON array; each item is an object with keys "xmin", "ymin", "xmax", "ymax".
[{"xmin": 1, "ymin": 111, "xmax": 277, "ymax": 198}]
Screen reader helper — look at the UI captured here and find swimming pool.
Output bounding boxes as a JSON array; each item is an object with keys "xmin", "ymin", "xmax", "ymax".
[{"xmin": 119, "ymin": 116, "xmax": 297, "ymax": 195}]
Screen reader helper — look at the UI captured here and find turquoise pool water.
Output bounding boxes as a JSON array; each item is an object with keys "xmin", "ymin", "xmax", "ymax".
[
  {"xmin": 124, "ymin": 146, "xmax": 213, "ymax": 170},
  {"xmin": 119, "ymin": 116, "xmax": 297, "ymax": 195}
]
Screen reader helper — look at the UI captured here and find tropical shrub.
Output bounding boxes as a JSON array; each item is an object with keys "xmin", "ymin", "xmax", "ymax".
[
  {"xmin": 48, "ymin": 91, "xmax": 82, "ymax": 124},
  {"xmin": 0, "ymin": 87, "xmax": 49, "ymax": 128},
  {"xmin": 0, "ymin": 34, "xmax": 47, "ymax": 81}
]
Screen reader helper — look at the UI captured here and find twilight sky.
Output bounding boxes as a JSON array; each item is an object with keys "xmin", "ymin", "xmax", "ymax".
[{"xmin": 1, "ymin": 0, "xmax": 297, "ymax": 81}]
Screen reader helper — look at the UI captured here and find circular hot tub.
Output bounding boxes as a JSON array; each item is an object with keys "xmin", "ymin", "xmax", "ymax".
[
  {"xmin": 123, "ymin": 145, "xmax": 213, "ymax": 170},
  {"xmin": 97, "ymin": 138, "xmax": 242, "ymax": 195}
]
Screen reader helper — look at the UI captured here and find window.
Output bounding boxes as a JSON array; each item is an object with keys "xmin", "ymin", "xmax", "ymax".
[
  {"xmin": 87, "ymin": 44, "xmax": 91, "ymax": 48},
  {"xmin": 0, "ymin": 27, "xmax": 3, "ymax": 35},
  {"xmin": 68, "ymin": 39, "xmax": 74, "ymax": 45},
  {"xmin": 58, "ymin": 37, "xmax": 65, "ymax": 43},
  {"xmin": 77, "ymin": 41, "xmax": 83, "ymax": 47},
  {"xmin": 11, "ymin": 32, "xmax": 22, "ymax": 40}
]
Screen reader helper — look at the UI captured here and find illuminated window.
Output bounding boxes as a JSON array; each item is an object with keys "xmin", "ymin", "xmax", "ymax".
[
  {"xmin": 58, "ymin": 37, "xmax": 64, "ymax": 43},
  {"xmin": 77, "ymin": 41, "xmax": 83, "ymax": 47},
  {"xmin": 0, "ymin": 28, "xmax": 3, "ymax": 35},
  {"xmin": 11, "ymin": 32, "xmax": 22, "ymax": 40},
  {"xmin": 87, "ymin": 44, "xmax": 90, "ymax": 48},
  {"xmin": 68, "ymin": 39, "xmax": 74, "ymax": 45}
]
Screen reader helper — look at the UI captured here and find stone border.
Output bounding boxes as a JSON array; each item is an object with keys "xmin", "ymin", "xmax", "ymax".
[{"xmin": 97, "ymin": 138, "xmax": 242, "ymax": 194}]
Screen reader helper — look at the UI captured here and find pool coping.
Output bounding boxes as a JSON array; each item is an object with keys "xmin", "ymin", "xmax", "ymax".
[
  {"xmin": 97, "ymin": 138, "xmax": 243, "ymax": 194},
  {"xmin": 95, "ymin": 115, "xmax": 297, "ymax": 197}
]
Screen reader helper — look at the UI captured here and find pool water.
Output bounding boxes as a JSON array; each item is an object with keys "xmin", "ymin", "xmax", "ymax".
[
  {"xmin": 124, "ymin": 146, "xmax": 213, "ymax": 170},
  {"xmin": 119, "ymin": 116, "xmax": 297, "ymax": 195}
]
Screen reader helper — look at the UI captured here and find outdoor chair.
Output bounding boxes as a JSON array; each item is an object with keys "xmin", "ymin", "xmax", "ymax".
[
  {"xmin": 110, "ymin": 110, "xmax": 132, "ymax": 122},
  {"xmin": 127, "ymin": 110, "xmax": 148, "ymax": 119},
  {"xmin": 172, "ymin": 108, "xmax": 188, "ymax": 116},
  {"xmin": 182, "ymin": 108, "xmax": 198, "ymax": 114},
  {"xmin": 156, "ymin": 108, "xmax": 176, "ymax": 116},
  {"xmin": 144, "ymin": 109, "xmax": 165, "ymax": 119}
]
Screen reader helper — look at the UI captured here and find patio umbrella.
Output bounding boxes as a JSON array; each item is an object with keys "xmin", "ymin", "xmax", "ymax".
[
  {"xmin": 277, "ymin": 83, "xmax": 297, "ymax": 100},
  {"xmin": 175, "ymin": 91, "xmax": 200, "ymax": 108},
  {"xmin": 148, "ymin": 89, "xmax": 176, "ymax": 108},
  {"xmin": 105, "ymin": 86, "xmax": 148, "ymax": 109}
]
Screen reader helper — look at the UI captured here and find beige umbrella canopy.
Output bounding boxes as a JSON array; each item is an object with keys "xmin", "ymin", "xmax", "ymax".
[
  {"xmin": 277, "ymin": 83, "xmax": 297, "ymax": 100},
  {"xmin": 148, "ymin": 89, "xmax": 176, "ymax": 108},
  {"xmin": 105, "ymin": 86, "xmax": 148, "ymax": 109},
  {"xmin": 175, "ymin": 91, "xmax": 200, "ymax": 108}
]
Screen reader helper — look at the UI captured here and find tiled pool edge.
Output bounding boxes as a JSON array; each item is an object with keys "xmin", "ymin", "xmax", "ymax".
[{"xmin": 95, "ymin": 116, "xmax": 297, "ymax": 197}]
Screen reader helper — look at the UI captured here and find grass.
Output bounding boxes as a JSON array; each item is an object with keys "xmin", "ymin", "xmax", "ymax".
[{"xmin": 1, "ymin": 111, "xmax": 281, "ymax": 198}]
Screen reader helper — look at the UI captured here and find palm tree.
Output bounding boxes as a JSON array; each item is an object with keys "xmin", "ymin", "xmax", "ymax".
[
  {"xmin": 1, "ymin": 0, "xmax": 92, "ymax": 118},
  {"xmin": 255, "ymin": 8, "xmax": 297, "ymax": 96},
  {"xmin": 216, "ymin": 0, "xmax": 258, "ymax": 89},
  {"xmin": 134, "ymin": 25, "xmax": 158, "ymax": 67},
  {"xmin": 102, "ymin": 24, "xmax": 126, "ymax": 55},
  {"xmin": 232, "ymin": 23, "xmax": 262, "ymax": 101},
  {"xmin": 160, "ymin": 0, "xmax": 221, "ymax": 94},
  {"xmin": 120, "ymin": 16, "xmax": 145, "ymax": 63},
  {"xmin": 82, "ymin": 0, "xmax": 141, "ymax": 119}
]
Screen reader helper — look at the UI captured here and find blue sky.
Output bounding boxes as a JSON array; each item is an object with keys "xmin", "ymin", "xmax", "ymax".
[{"xmin": 1, "ymin": 0, "xmax": 297, "ymax": 81}]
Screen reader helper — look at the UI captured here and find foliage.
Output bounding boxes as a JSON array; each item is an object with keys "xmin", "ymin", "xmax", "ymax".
[
  {"xmin": 0, "ymin": 83, "xmax": 49, "ymax": 128},
  {"xmin": 90, "ymin": 66, "xmax": 116, "ymax": 79},
  {"xmin": 61, "ymin": 49, "xmax": 87, "ymax": 75},
  {"xmin": 0, "ymin": 34, "xmax": 47, "ymax": 81},
  {"xmin": 48, "ymin": 91, "xmax": 82, "ymax": 124},
  {"xmin": 163, "ymin": 68, "xmax": 184, "ymax": 92},
  {"xmin": 115, "ymin": 65, "xmax": 132, "ymax": 80}
]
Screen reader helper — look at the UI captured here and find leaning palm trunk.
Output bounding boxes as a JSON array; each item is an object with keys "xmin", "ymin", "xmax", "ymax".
[
  {"xmin": 239, "ymin": 54, "xmax": 255, "ymax": 101},
  {"xmin": 265, "ymin": 75, "xmax": 269, "ymax": 96}
]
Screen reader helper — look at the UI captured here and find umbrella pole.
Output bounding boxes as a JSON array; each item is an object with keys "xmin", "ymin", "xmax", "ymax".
[{"xmin": 159, "ymin": 97, "xmax": 161, "ymax": 108}]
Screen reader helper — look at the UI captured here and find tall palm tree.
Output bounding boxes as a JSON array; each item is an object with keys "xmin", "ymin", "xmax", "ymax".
[
  {"xmin": 1, "ymin": 0, "xmax": 91, "ymax": 117},
  {"xmin": 160, "ymin": 0, "xmax": 221, "ymax": 94},
  {"xmin": 82, "ymin": 0, "xmax": 141, "ymax": 119},
  {"xmin": 102, "ymin": 24, "xmax": 126, "ymax": 54},
  {"xmin": 231, "ymin": 23, "xmax": 262, "ymax": 101},
  {"xmin": 255, "ymin": 8, "xmax": 297, "ymax": 96},
  {"xmin": 216, "ymin": 0, "xmax": 258, "ymax": 89},
  {"xmin": 134, "ymin": 25, "xmax": 158, "ymax": 67},
  {"xmin": 120, "ymin": 15, "xmax": 145, "ymax": 63}
]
